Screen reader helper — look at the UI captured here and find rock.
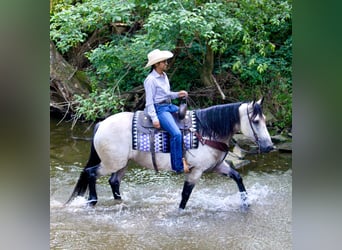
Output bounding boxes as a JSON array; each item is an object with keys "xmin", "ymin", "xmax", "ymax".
[
  {"xmin": 271, "ymin": 134, "xmax": 288, "ymax": 143},
  {"xmin": 232, "ymin": 144, "xmax": 246, "ymax": 158},
  {"xmin": 277, "ymin": 142, "xmax": 292, "ymax": 152},
  {"xmin": 232, "ymin": 134, "xmax": 255, "ymax": 147},
  {"xmin": 225, "ymin": 152, "xmax": 250, "ymax": 169},
  {"xmin": 264, "ymin": 110, "xmax": 276, "ymax": 124}
]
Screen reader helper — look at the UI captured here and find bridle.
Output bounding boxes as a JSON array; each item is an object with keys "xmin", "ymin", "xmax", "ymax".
[{"xmin": 246, "ymin": 104, "xmax": 261, "ymax": 153}]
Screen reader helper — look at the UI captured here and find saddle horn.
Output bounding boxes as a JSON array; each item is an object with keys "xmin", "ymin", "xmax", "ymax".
[{"xmin": 178, "ymin": 97, "xmax": 188, "ymax": 120}]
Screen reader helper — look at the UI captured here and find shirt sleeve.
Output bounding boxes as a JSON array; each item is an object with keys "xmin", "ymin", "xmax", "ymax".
[
  {"xmin": 165, "ymin": 74, "xmax": 179, "ymax": 99},
  {"xmin": 144, "ymin": 76, "xmax": 159, "ymax": 122},
  {"xmin": 169, "ymin": 91, "xmax": 179, "ymax": 99}
]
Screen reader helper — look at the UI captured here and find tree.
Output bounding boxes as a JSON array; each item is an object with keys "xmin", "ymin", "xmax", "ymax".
[
  {"xmin": 50, "ymin": 41, "xmax": 91, "ymax": 114},
  {"xmin": 143, "ymin": 0, "xmax": 242, "ymax": 87},
  {"xmin": 50, "ymin": 0, "xmax": 292, "ymax": 129}
]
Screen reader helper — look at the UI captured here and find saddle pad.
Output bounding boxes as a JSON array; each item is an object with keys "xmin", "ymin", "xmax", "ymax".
[
  {"xmin": 132, "ymin": 111, "xmax": 199, "ymax": 153},
  {"xmin": 138, "ymin": 110, "xmax": 193, "ymax": 130}
]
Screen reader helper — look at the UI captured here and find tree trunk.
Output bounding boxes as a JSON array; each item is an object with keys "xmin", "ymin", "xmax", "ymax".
[
  {"xmin": 199, "ymin": 44, "xmax": 215, "ymax": 87},
  {"xmin": 198, "ymin": 44, "xmax": 226, "ymax": 99},
  {"xmin": 50, "ymin": 41, "xmax": 91, "ymax": 114}
]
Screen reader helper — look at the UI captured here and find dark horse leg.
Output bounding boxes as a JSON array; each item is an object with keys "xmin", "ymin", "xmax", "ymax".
[
  {"xmin": 213, "ymin": 161, "xmax": 249, "ymax": 208},
  {"xmin": 108, "ymin": 167, "xmax": 127, "ymax": 200},
  {"xmin": 228, "ymin": 167, "xmax": 249, "ymax": 208},
  {"xmin": 179, "ymin": 181, "xmax": 195, "ymax": 209},
  {"xmin": 179, "ymin": 168, "xmax": 204, "ymax": 209},
  {"xmin": 66, "ymin": 123, "xmax": 101, "ymax": 206},
  {"xmin": 86, "ymin": 165, "xmax": 99, "ymax": 206},
  {"xmin": 228, "ymin": 167, "xmax": 247, "ymax": 193}
]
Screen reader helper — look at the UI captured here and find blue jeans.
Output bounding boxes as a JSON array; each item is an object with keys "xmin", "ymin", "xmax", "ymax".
[{"xmin": 155, "ymin": 104, "xmax": 184, "ymax": 173}]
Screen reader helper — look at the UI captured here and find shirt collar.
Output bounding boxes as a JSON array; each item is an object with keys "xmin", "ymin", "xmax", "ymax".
[{"xmin": 151, "ymin": 69, "xmax": 165, "ymax": 78}]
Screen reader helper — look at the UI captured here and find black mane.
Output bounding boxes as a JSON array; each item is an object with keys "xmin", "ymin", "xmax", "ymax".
[{"xmin": 195, "ymin": 102, "xmax": 242, "ymax": 139}]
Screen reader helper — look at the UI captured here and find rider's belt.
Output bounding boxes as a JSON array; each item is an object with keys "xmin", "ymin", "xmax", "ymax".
[{"xmin": 156, "ymin": 99, "xmax": 171, "ymax": 105}]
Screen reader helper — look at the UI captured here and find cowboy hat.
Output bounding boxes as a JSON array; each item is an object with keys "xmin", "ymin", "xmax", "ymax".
[{"xmin": 144, "ymin": 49, "xmax": 173, "ymax": 68}]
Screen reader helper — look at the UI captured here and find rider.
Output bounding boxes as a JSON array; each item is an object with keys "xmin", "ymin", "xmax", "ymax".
[{"xmin": 143, "ymin": 49, "xmax": 188, "ymax": 173}]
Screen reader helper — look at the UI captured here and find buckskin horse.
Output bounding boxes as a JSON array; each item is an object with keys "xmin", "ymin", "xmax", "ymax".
[{"xmin": 67, "ymin": 98, "xmax": 274, "ymax": 210}]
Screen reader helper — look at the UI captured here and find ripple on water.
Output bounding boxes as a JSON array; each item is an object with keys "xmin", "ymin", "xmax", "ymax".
[
  {"xmin": 51, "ymin": 169, "xmax": 291, "ymax": 249},
  {"xmin": 50, "ymin": 118, "xmax": 291, "ymax": 249}
]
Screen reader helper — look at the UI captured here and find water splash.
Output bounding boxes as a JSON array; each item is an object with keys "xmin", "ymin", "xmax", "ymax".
[
  {"xmin": 67, "ymin": 196, "xmax": 88, "ymax": 207},
  {"xmin": 245, "ymin": 182, "xmax": 272, "ymax": 204}
]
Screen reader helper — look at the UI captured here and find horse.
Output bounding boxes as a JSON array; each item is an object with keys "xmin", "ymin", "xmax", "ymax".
[{"xmin": 66, "ymin": 98, "xmax": 274, "ymax": 210}]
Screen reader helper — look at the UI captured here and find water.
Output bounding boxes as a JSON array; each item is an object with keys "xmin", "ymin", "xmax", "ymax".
[{"xmin": 50, "ymin": 117, "xmax": 292, "ymax": 249}]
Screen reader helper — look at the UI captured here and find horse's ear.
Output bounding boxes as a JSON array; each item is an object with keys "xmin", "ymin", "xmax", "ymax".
[
  {"xmin": 251, "ymin": 99, "xmax": 256, "ymax": 107},
  {"xmin": 256, "ymin": 97, "xmax": 264, "ymax": 106}
]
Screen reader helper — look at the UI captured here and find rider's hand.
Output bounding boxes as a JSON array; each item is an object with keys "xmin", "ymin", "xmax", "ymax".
[
  {"xmin": 153, "ymin": 120, "xmax": 161, "ymax": 129},
  {"xmin": 178, "ymin": 90, "xmax": 188, "ymax": 98}
]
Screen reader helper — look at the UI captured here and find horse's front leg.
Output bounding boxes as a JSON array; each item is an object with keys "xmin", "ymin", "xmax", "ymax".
[
  {"xmin": 213, "ymin": 161, "xmax": 249, "ymax": 209},
  {"xmin": 108, "ymin": 167, "xmax": 127, "ymax": 200},
  {"xmin": 179, "ymin": 181, "xmax": 195, "ymax": 209},
  {"xmin": 179, "ymin": 168, "xmax": 203, "ymax": 210}
]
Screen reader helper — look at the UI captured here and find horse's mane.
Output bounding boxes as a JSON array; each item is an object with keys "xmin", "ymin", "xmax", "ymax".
[{"xmin": 195, "ymin": 102, "xmax": 242, "ymax": 139}]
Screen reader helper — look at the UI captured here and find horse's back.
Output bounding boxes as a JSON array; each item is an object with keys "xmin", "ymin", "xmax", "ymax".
[
  {"xmin": 94, "ymin": 112, "xmax": 134, "ymax": 174},
  {"xmin": 96, "ymin": 112, "xmax": 133, "ymax": 133},
  {"xmin": 95, "ymin": 112, "xmax": 134, "ymax": 142}
]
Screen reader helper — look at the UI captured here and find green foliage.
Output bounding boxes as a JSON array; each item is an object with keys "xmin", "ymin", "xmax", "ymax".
[
  {"xmin": 144, "ymin": 0, "xmax": 242, "ymax": 54},
  {"xmin": 74, "ymin": 89, "xmax": 125, "ymax": 121},
  {"xmin": 85, "ymin": 35, "xmax": 153, "ymax": 91},
  {"xmin": 225, "ymin": 0, "xmax": 292, "ymax": 82},
  {"xmin": 51, "ymin": 0, "xmax": 292, "ymax": 130},
  {"xmin": 219, "ymin": 0, "xmax": 292, "ymax": 129},
  {"xmin": 50, "ymin": 0, "xmax": 136, "ymax": 53}
]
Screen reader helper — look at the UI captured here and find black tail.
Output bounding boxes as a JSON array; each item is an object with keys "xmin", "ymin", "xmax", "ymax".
[{"xmin": 65, "ymin": 123, "xmax": 101, "ymax": 204}]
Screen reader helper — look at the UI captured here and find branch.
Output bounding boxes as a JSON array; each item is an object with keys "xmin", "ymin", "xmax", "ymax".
[
  {"xmin": 113, "ymin": 65, "xmax": 132, "ymax": 96},
  {"xmin": 67, "ymin": 67, "xmax": 78, "ymax": 80},
  {"xmin": 211, "ymin": 74, "xmax": 226, "ymax": 100}
]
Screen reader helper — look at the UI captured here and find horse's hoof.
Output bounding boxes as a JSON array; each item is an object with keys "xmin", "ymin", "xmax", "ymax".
[
  {"xmin": 86, "ymin": 199, "xmax": 97, "ymax": 207},
  {"xmin": 240, "ymin": 191, "xmax": 249, "ymax": 211},
  {"xmin": 240, "ymin": 203, "xmax": 250, "ymax": 212},
  {"xmin": 178, "ymin": 207, "xmax": 187, "ymax": 215},
  {"xmin": 113, "ymin": 199, "xmax": 123, "ymax": 205}
]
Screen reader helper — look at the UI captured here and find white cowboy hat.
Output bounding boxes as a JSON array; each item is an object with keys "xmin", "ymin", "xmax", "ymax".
[{"xmin": 144, "ymin": 49, "xmax": 174, "ymax": 68}]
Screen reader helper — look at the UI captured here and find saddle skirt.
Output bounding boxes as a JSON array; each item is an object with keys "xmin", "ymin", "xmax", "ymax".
[{"xmin": 132, "ymin": 110, "xmax": 199, "ymax": 153}]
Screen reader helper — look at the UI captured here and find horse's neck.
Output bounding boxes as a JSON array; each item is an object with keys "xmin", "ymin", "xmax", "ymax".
[{"xmin": 216, "ymin": 125, "xmax": 240, "ymax": 145}]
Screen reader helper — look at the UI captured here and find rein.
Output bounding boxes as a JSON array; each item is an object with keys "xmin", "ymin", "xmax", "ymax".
[
  {"xmin": 194, "ymin": 131, "xmax": 229, "ymax": 152},
  {"xmin": 189, "ymin": 102, "xmax": 262, "ymax": 155},
  {"xmin": 193, "ymin": 130, "xmax": 229, "ymax": 170}
]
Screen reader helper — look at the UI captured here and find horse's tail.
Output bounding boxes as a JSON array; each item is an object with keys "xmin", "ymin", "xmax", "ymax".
[{"xmin": 65, "ymin": 122, "xmax": 101, "ymax": 204}]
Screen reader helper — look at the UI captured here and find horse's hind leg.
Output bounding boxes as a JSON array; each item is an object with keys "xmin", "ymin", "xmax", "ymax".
[
  {"xmin": 108, "ymin": 167, "xmax": 127, "ymax": 200},
  {"xmin": 66, "ymin": 122, "xmax": 101, "ymax": 205},
  {"xmin": 86, "ymin": 165, "xmax": 99, "ymax": 206}
]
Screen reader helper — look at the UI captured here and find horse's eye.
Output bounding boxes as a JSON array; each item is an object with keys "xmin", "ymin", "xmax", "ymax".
[{"xmin": 252, "ymin": 120, "xmax": 259, "ymax": 125}]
